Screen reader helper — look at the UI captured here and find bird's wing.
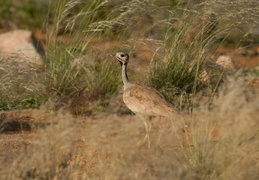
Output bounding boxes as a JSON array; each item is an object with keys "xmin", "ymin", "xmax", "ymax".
[{"xmin": 123, "ymin": 84, "xmax": 177, "ymax": 117}]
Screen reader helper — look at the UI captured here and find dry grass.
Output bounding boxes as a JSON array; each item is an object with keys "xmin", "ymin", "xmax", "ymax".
[
  {"xmin": 1, "ymin": 0, "xmax": 258, "ymax": 112},
  {"xmin": 0, "ymin": 57, "xmax": 46, "ymax": 110},
  {"xmin": 0, "ymin": 0, "xmax": 258, "ymax": 179},
  {"xmin": 0, "ymin": 77, "xmax": 258, "ymax": 180}
]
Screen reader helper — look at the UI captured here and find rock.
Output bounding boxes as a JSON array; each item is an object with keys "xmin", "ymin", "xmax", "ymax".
[
  {"xmin": 216, "ymin": 55, "xmax": 235, "ymax": 70},
  {"xmin": 199, "ymin": 69, "xmax": 209, "ymax": 83},
  {"xmin": 0, "ymin": 30, "xmax": 46, "ymax": 104},
  {"xmin": 0, "ymin": 30, "xmax": 45, "ymax": 69}
]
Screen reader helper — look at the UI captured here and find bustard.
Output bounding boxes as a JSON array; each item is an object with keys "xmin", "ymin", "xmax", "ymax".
[{"xmin": 113, "ymin": 52, "xmax": 181, "ymax": 147}]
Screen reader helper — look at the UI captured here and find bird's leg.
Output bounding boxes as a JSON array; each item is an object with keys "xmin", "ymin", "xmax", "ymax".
[
  {"xmin": 137, "ymin": 114, "xmax": 151, "ymax": 148},
  {"xmin": 148, "ymin": 116, "xmax": 152, "ymax": 132}
]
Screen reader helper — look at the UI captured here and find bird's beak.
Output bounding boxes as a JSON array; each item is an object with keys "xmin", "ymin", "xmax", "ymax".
[{"xmin": 110, "ymin": 54, "xmax": 115, "ymax": 57}]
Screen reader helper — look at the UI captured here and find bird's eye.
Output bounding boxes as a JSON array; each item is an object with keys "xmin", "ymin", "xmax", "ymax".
[{"xmin": 120, "ymin": 54, "xmax": 125, "ymax": 57}]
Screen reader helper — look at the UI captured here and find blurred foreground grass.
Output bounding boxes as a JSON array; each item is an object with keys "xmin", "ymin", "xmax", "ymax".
[{"xmin": 0, "ymin": 77, "xmax": 258, "ymax": 180}]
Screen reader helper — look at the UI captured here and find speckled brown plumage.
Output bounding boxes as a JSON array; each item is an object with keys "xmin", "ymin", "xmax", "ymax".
[{"xmin": 123, "ymin": 84, "xmax": 178, "ymax": 117}]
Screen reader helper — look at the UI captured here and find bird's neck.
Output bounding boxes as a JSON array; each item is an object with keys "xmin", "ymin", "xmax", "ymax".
[{"xmin": 121, "ymin": 62, "xmax": 130, "ymax": 90}]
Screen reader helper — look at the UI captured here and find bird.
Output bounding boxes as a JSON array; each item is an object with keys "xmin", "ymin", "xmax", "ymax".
[{"xmin": 112, "ymin": 52, "xmax": 181, "ymax": 147}]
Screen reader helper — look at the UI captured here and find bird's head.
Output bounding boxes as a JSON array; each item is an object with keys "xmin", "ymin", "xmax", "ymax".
[{"xmin": 113, "ymin": 52, "xmax": 129, "ymax": 65}]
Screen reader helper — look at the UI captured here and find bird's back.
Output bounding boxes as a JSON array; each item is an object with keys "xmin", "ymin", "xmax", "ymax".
[{"xmin": 123, "ymin": 84, "xmax": 178, "ymax": 117}]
